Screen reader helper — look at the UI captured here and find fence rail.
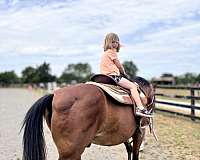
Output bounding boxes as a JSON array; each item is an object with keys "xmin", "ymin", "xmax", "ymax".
[{"xmin": 155, "ymin": 85, "xmax": 200, "ymax": 121}]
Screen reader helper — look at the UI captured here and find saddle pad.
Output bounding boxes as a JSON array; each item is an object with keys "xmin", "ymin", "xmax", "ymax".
[{"xmin": 86, "ymin": 81, "xmax": 133, "ymax": 105}]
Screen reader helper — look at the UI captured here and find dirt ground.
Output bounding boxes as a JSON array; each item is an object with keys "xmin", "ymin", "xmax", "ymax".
[{"xmin": 0, "ymin": 88, "xmax": 199, "ymax": 160}]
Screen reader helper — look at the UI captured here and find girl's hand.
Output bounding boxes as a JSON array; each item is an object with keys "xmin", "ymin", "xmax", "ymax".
[{"xmin": 121, "ymin": 73, "xmax": 129, "ymax": 79}]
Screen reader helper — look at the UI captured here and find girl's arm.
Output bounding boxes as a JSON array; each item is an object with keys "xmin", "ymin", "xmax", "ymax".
[{"xmin": 113, "ymin": 59, "xmax": 126, "ymax": 75}]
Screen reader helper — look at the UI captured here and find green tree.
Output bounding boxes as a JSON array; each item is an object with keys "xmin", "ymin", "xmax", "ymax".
[
  {"xmin": 175, "ymin": 72, "xmax": 197, "ymax": 85},
  {"xmin": 60, "ymin": 63, "xmax": 92, "ymax": 83},
  {"xmin": 123, "ymin": 61, "xmax": 138, "ymax": 79},
  {"xmin": 21, "ymin": 66, "xmax": 37, "ymax": 83},
  {"xmin": 0, "ymin": 71, "xmax": 19, "ymax": 86},
  {"xmin": 184, "ymin": 73, "xmax": 197, "ymax": 84},
  {"xmin": 59, "ymin": 72, "xmax": 78, "ymax": 84},
  {"xmin": 196, "ymin": 74, "xmax": 200, "ymax": 83},
  {"xmin": 21, "ymin": 62, "xmax": 56, "ymax": 84},
  {"xmin": 35, "ymin": 62, "xmax": 56, "ymax": 83},
  {"xmin": 175, "ymin": 76, "xmax": 182, "ymax": 85}
]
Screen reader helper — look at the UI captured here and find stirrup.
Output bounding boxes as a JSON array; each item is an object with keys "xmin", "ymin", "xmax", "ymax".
[{"xmin": 136, "ymin": 108, "xmax": 153, "ymax": 118}]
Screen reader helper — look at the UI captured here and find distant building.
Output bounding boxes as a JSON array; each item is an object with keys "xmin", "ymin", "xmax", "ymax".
[{"xmin": 151, "ymin": 73, "xmax": 175, "ymax": 85}]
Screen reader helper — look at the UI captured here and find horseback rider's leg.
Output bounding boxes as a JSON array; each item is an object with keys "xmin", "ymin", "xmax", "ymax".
[{"xmin": 117, "ymin": 77, "xmax": 151, "ymax": 117}]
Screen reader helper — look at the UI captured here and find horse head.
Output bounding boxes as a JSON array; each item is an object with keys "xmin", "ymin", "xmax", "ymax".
[{"xmin": 133, "ymin": 76, "xmax": 155, "ymax": 113}]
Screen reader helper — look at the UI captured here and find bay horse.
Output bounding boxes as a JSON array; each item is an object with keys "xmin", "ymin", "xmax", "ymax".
[{"xmin": 21, "ymin": 75, "xmax": 155, "ymax": 160}]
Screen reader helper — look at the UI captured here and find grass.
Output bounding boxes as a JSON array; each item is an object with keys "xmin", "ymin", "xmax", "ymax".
[{"xmin": 140, "ymin": 111, "xmax": 200, "ymax": 160}]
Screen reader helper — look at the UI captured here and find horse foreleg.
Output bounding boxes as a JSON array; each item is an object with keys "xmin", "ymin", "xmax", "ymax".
[
  {"xmin": 139, "ymin": 129, "xmax": 146, "ymax": 152},
  {"xmin": 132, "ymin": 128, "xmax": 145, "ymax": 160}
]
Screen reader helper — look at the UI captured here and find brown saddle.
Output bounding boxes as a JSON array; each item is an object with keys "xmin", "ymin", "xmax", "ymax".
[
  {"xmin": 88, "ymin": 74, "xmax": 133, "ymax": 105},
  {"xmin": 90, "ymin": 74, "xmax": 118, "ymax": 86}
]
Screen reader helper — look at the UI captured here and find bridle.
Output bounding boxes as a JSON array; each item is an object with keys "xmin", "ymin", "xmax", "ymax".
[
  {"xmin": 147, "ymin": 95, "xmax": 155, "ymax": 107},
  {"xmin": 138, "ymin": 85, "xmax": 155, "ymax": 112}
]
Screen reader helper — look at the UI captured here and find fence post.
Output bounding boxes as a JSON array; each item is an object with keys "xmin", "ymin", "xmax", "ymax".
[
  {"xmin": 153, "ymin": 84, "xmax": 156, "ymax": 113},
  {"xmin": 190, "ymin": 88, "xmax": 195, "ymax": 121}
]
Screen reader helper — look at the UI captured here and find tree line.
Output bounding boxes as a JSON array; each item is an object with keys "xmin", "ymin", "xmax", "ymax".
[
  {"xmin": 0, "ymin": 61, "xmax": 200, "ymax": 86},
  {"xmin": 0, "ymin": 61, "xmax": 138, "ymax": 86},
  {"xmin": 175, "ymin": 73, "xmax": 200, "ymax": 85}
]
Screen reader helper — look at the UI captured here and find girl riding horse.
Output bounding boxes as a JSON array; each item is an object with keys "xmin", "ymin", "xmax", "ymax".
[{"xmin": 100, "ymin": 33, "xmax": 152, "ymax": 117}]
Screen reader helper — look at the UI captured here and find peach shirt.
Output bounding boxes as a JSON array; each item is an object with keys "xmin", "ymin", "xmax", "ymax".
[{"xmin": 100, "ymin": 49, "xmax": 120, "ymax": 75}]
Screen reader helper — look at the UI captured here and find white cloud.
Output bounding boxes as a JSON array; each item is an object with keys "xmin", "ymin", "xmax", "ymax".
[{"xmin": 0, "ymin": 0, "xmax": 200, "ymax": 78}]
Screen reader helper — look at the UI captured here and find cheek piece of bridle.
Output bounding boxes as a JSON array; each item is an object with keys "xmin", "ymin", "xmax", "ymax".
[
  {"xmin": 147, "ymin": 95, "xmax": 158, "ymax": 141},
  {"xmin": 139, "ymin": 90, "xmax": 158, "ymax": 141},
  {"xmin": 147, "ymin": 95, "xmax": 155, "ymax": 112}
]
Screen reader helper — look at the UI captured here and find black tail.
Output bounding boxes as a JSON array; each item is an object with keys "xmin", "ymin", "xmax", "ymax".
[{"xmin": 21, "ymin": 94, "xmax": 54, "ymax": 160}]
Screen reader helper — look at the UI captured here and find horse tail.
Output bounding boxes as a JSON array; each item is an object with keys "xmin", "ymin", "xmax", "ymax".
[{"xmin": 21, "ymin": 94, "xmax": 54, "ymax": 160}]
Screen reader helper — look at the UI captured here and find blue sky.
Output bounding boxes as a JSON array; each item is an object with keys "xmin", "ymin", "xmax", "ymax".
[{"xmin": 0, "ymin": 0, "xmax": 200, "ymax": 79}]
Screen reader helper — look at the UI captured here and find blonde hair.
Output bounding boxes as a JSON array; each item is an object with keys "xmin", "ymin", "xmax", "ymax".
[{"xmin": 103, "ymin": 33, "xmax": 120, "ymax": 52}]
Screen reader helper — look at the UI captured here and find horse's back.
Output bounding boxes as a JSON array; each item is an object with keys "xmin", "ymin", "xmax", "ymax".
[{"xmin": 52, "ymin": 83, "xmax": 105, "ymax": 112}]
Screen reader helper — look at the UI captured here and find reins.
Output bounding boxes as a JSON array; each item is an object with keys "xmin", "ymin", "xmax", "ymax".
[{"xmin": 134, "ymin": 79, "xmax": 158, "ymax": 141}]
